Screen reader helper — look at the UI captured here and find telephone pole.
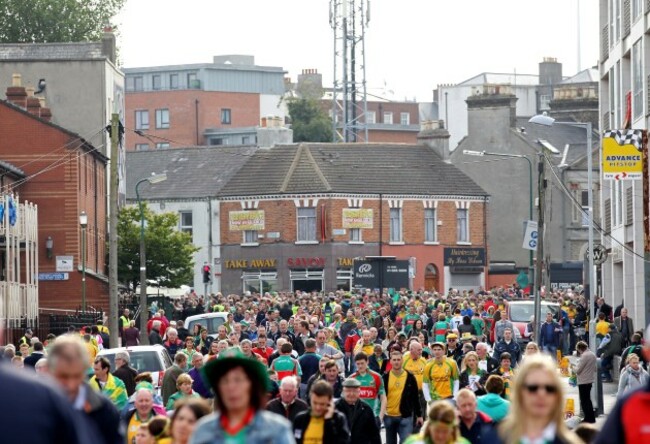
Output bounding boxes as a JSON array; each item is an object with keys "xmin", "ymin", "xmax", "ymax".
[
  {"xmin": 108, "ymin": 113, "xmax": 120, "ymax": 347},
  {"xmin": 533, "ymin": 152, "xmax": 546, "ymax": 341}
]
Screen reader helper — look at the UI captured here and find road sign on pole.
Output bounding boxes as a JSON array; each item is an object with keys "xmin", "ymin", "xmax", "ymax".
[
  {"xmin": 586, "ymin": 245, "xmax": 608, "ymax": 265},
  {"xmin": 522, "ymin": 220, "xmax": 538, "ymax": 251}
]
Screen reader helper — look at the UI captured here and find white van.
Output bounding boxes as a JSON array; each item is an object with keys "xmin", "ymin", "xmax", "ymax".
[{"xmin": 184, "ymin": 312, "xmax": 229, "ymax": 339}]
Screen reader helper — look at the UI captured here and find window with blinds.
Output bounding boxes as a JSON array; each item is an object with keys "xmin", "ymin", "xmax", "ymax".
[
  {"xmin": 626, "ymin": 187, "xmax": 634, "ymax": 225},
  {"xmin": 605, "ymin": 199, "xmax": 612, "ymax": 233}
]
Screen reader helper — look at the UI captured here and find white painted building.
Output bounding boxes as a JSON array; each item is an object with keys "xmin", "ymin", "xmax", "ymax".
[{"xmin": 598, "ymin": 0, "xmax": 650, "ymax": 328}]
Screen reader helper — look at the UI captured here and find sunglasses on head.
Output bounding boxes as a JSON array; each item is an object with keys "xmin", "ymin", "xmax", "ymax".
[{"xmin": 524, "ymin": 384, "xmax": 558, "ymax": 394}]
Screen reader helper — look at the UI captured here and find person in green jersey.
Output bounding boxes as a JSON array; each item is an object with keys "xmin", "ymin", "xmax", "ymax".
[{"xmin": 350, "ymin": 352, "xmax": 387, "ymax": 424}]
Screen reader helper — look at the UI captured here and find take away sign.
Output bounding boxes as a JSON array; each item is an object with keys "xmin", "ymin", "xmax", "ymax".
[{"xmin": 602, "ymin": 129, "xmax": 644, "ymax": 180}]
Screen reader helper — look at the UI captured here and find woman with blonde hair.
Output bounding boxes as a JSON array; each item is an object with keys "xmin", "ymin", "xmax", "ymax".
[
  {"xmin": 403, "ymin": 400, "xmax": 469, "ymax": 444},
  {"xmin": 458, "ymin": 351, "xmax": 488, "ymax": 396},
  {"xmin": 484, "ymin": 354, "xmax": 581, "ymax": 444},
  {"xmin": 522, "ymin": 341, "xmax": 540, "ymax": 360}
]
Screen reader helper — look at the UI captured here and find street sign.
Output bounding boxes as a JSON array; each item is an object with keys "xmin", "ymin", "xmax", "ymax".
[
  {"xmin": 38, "ymin": 272, "xmax": 69, "ymax": 281},
  {"xmin": 522, "ymin": 220, "xmax": 538, "ymax": 251},
  {"xmin": 586, "ymin": 245, "xmax": 608, "ymax": 265}
]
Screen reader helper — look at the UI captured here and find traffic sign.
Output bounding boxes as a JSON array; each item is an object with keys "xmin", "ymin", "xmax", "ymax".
[{"xmin": 522, "ymin": 220, "xmax": 538, "ymax": 251}]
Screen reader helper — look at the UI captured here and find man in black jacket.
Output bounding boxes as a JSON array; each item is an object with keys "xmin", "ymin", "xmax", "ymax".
[
  {"xmin": 293, "ymin": 380, "xmax": 351, "ymax": 444},
  {"xmin": 382, "ymin": 349, "xmax": 423, "ymax": 444},
  {"xmin": 266, "ymin": 376, "xmax": 309, "ymax": 423},
  {"xmin": 23, "ymin": 341, "xmax": 45, "ymax": 368},
  {"xmin": 335, "ymin": 378, "xmax": 381, "ymax": 444},
  {"xmin": 113, "ymin": 351, "xmax": 138, "ymax": 396}
]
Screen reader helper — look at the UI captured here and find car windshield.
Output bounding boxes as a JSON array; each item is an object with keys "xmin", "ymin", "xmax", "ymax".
[
  {"xmin": 101, "ymin": 351, "xmax": 164, "ymax": 373},
  {"xmin": 509, "ymin": 304, "xmax": 559, "ymax": 322},
  {"xmin": 188, "ymin": 317, "xmax": 225, "ymax": 335}
]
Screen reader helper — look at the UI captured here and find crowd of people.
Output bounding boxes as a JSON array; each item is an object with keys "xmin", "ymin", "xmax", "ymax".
[{"xmin": 2, "ymin": 286, "xmax": 650, "ymax": 443}]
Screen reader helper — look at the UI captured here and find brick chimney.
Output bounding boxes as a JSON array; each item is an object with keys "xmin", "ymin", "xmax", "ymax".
[
  {"xmin": 25, "ymin": 87, "xmax": 42, "ymax": 116},
  {"xmin": 417, "ymin": 120, "xmax": 451, "ymax": 163},
  {"xmin": 38, "ymin": 97, "xmax": 52, "ymax": 122},
  {"xmin": 102, "ymin": 27, "xmax": 117, "ymax": 64},
  {"xmin": 6, "ymin": 74, "xmax": 27, "ymax": 108}
]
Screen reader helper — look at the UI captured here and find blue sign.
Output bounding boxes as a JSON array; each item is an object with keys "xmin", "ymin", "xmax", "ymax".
[{"xmin": 38, "ymin": 272, "xmax": 69, "ymax": 281}]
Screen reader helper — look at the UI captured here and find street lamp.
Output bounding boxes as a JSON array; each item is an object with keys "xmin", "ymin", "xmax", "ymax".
[
  {"xmin": 462, "ymin": 150, "xmax": 534, "ymax": 287},
  {"xmin": 135, "ymin": 173, "xmax": 167, "ymax": 344},
  {"xmin": 79, "ymin": 211, "xmax": 88, "ymax": 311},
  {"xmin": 529, "ymin": 113, "xmax": 601, "ymax": 414}
]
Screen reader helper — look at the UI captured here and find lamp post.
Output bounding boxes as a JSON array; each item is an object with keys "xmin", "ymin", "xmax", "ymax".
[
  {"xmin": 462, "ymin": 150, "xmax": 534, "ymax": 285},
  {"xmin": 79, "ymin": 211, "xmax": 88, "ymax": 311},
  {"xmin": 135, "ymin": 173, "xmax": 167, "ymax": 345},
  {"xmin": 528, "ymin": 113, "xmax": 601, "ymax": 414}
]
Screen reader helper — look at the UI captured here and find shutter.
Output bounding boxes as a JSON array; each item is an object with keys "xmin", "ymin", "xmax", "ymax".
[
  {"xmin": 602, "ymin": 25, "xmax": 609, "ymax": 61},
  {"xmin": 626, "ymin": 187, "xmax": 633, "ymax": 225},
  {"xmin": 646, "ymin": 75, "xmax": 650, "ymax": 116},
  {"xmin": 605, "ymin": 199, "xmax": 612, "ymax": 233},
  {"xmin": 647, "ymin": 0, "xmax": 650, "ymax": 14},
  {"xmin": 623, "ymin": 0, "xmax": 631, "ymax": 38}
]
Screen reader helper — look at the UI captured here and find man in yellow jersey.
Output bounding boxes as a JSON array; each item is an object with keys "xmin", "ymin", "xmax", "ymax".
[
  {"xmin": 292, "ymin": 380, "xmax": 350, "ymax": 444},
  {"xmin": 423, "ymin": 342, "xmax": 459, "ymax": 405},
  {"xmin": 382, "ymin": 349, "xmax": 422, "ymax": 444},
  {"xmin": 402, "ymin": 341, "xmax": 427, "ymax": 426}
]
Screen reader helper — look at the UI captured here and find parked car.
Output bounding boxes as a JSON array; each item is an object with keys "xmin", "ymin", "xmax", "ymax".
[
  {"xmin": 507, "ymin": 300, "xmax": 560, "ymax": 343},
  {"xmin": 184, "ymin": 312, "xmax": 229, "ymax": 339},
  {"xmin": 98, "ymin": 345, "xmax": 172, "ymax": 394}
]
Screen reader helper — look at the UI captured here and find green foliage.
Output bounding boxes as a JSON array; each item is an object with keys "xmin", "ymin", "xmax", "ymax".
[
  {"xmin": 117, "ymin": 205, "xmax": 199, "ymax": 291},
  {"xmin": 0, "ymin": 0, "xmax": 125, "ymax": 43},
  {"xmin": 287, "ymin": 98, "xmax": 333, "ymax": 143}
]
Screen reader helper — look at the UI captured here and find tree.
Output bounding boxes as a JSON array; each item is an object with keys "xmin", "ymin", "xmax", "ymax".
[
  {"xmin": 287, "ymin": 98, "xmax": 333, "ymax": 143},
  {"xmin": 118, "ymin": 205, "xmax": 199, "ymax": 291},
  {"xmin": 0, "ymin": 0, "xmax": 125, "ymax": 43}
]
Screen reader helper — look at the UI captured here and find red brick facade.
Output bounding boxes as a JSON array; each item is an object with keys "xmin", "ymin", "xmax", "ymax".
[
  {"xmin": 126, "ymin": 90, "xmax": 260, "ymax": 149},
  {"xmin": 0, "ymin": 101, "xmax": 108, "ymax": 311},
  {"xmin": 219, "ymin": 196, "xmax": 487, "ymax": 293}
]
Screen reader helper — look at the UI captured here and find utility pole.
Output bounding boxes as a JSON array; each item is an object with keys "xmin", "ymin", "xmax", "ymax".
[
  {"xmin": 533, "ymin": 152, "xmax": 546, "ymax": 341},
  {"xmin": 108, "ymin": 113, "xmax": 120, "ymax": 347}
]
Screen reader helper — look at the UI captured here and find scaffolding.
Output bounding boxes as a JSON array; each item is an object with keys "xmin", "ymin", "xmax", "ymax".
[{"xmin": 330, "ymin": 0, "xmax": 370, "ymax": 143}]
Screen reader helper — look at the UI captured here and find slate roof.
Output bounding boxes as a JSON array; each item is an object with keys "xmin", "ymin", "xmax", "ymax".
[
  {"xmin": 125, "ymin": 146, "xmax": 258, "ymax": 200},
  {"xmin": 0, "ymin": 160, "xmax": 25, "ymax": 178},
  {"xmin": 219, "ymin": 143, "xmax": 488, "ymax": 198},
  {"xmin": 0, "ymin": 42, "xmax": 107, "ymax": 60},
  {"xmin": 560, "ymin": 68, "xmax": 598, "ymax": 84},
  {"xmin": 458, "ymin": 72, "xmax": 540, "ymax": 86}
]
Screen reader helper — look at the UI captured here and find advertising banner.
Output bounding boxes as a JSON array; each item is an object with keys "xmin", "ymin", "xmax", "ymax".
[
  {"xmin": 602, "ymin": 129, "xmax": 644, "ymax": 180},
  {"xmin": 229, "ymin": 210, "xmax": 265, "ymax": 231},
  {"xmin": 342, "ymin": 208, "xmax": 373, "ymax": 229},
  {"xmin": 353, "ymin": 259, "xmax": 410, "ymax": 289}
]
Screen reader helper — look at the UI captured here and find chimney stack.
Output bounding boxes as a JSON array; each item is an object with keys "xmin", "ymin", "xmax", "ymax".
[
  {"xmin": 102, "ymin": 27, "xmax": 117, "ymax": 64},
  {"xmin": 417, "ymin": 120, "xmax": 451, "ymax": 162},
  {"xmin": 6, "ymin": 74, "xmax": 27, "ymax": 108}
]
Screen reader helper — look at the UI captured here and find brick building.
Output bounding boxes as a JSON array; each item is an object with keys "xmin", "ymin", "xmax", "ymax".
[
  {"xmin": 0, "ymin": 76, "xmax": 108, "ymax": 311},
  {"xmin": 124, "ymin": 55, "xmax": 287, "ymax": 150},
  {"xmin": 217, "ymin": 142, "xmax": 488, "ymax": 294}
]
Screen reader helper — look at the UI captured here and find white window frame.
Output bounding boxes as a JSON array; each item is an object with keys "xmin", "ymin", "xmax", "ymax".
[
  {"xmin": 633, "ymin": 0, "xmax": 642, "ymax": 21},
  {"xmin": 296, "ymin": 207, "xmax": 317, "ymax": 243},
  {"xmin": 633, "ymin": 39, "xmax": 643, "ymax": 118},
  {"xmin": 152, "ymin": 75, "xmax": 162, "ymax": 90},
  {"xmin": 221, "ymin": 108, "xmax": 232, "ymax": 124},
  {"xmin": 135, "ymin": 110, "xmax": 149, "ymax": 130},
  {"xmin": 424, "ymin": 208, "xmax": 437, "ymax": 243},
  {"xmin": 156, "ymin": 142, "xmax": 170, "ymax": 149},
  {"xmin": 540, "ymin": 94, "xmax": 551, "ymax": 111},
  {"xmin": 170, "ymin": 74, "xmax": 179, "ymax": 89},
  {"xmin": 366, "ymin": 111, "xmax": 376, "ymax": 124},
  {"xmin": 457, "ymin": 208, "xmax": 470, "ymax": 244},
  {"xmin": 383, "ymin": 111, "xmax": 393, "ymax": 125},
  {"xmin": 349, "ymin": 228, "xmax": 363, "ymax": 244},
  {"xmin": 389, "ymin": 208, "xmax": 403, "ymax": 243},
  {"xmin": 179, "ymin": 211, "xmax": 193, "ymax": 238},
  {"xmin": 156, "ymin": 109, "xmax": 170, "ymax": 129},
  {"xmin": 242, "ymin": 230, "xmax": 259, "ymax": 246},
  {"xmin": 400, "ymin": 112, "xmax": 410, "ymax": 125},
  {"xmin": 135, "ymin": 143, "xmax": 149, "ymax": 151}
]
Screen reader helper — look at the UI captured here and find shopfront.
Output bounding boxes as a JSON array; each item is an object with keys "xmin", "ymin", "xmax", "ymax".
[
  {"xmin": 443, "ymin": 247, "xmax": 486, "ymax": 292},
  {"xmin": 219, "ymin": 244, "xmax": 376, "ymax": 294}
]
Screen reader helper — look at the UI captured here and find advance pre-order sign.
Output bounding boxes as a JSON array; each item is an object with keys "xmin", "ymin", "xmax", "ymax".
[{"xmin": 602, "ymin": 129, "xmax": 645, "ymax": 180}]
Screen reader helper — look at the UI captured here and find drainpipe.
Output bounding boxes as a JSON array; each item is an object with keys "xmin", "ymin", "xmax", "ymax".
[{"xmin": 208, "ymin": 197, "xmax": 213, "ymax": 294}]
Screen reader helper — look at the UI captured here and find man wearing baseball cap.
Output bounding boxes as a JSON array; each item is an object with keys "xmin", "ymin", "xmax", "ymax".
[{"xmin": 335, "ymin": 378, "xmax": 381, "ymax": 444}]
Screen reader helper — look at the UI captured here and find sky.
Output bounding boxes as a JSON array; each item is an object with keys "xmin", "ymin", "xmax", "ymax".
[{"xmin": 116, "ymin": 0, "xmax": 599, "ymax": 102}]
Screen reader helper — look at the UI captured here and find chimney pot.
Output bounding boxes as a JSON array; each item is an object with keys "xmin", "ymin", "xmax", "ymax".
[
  {"xmin": 26, "ymin": 87, "xmax": 35, "ymax": 97},
  {"xmin": 12, "ymin": 74, "xmax": 21, "ymax": 87}
]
